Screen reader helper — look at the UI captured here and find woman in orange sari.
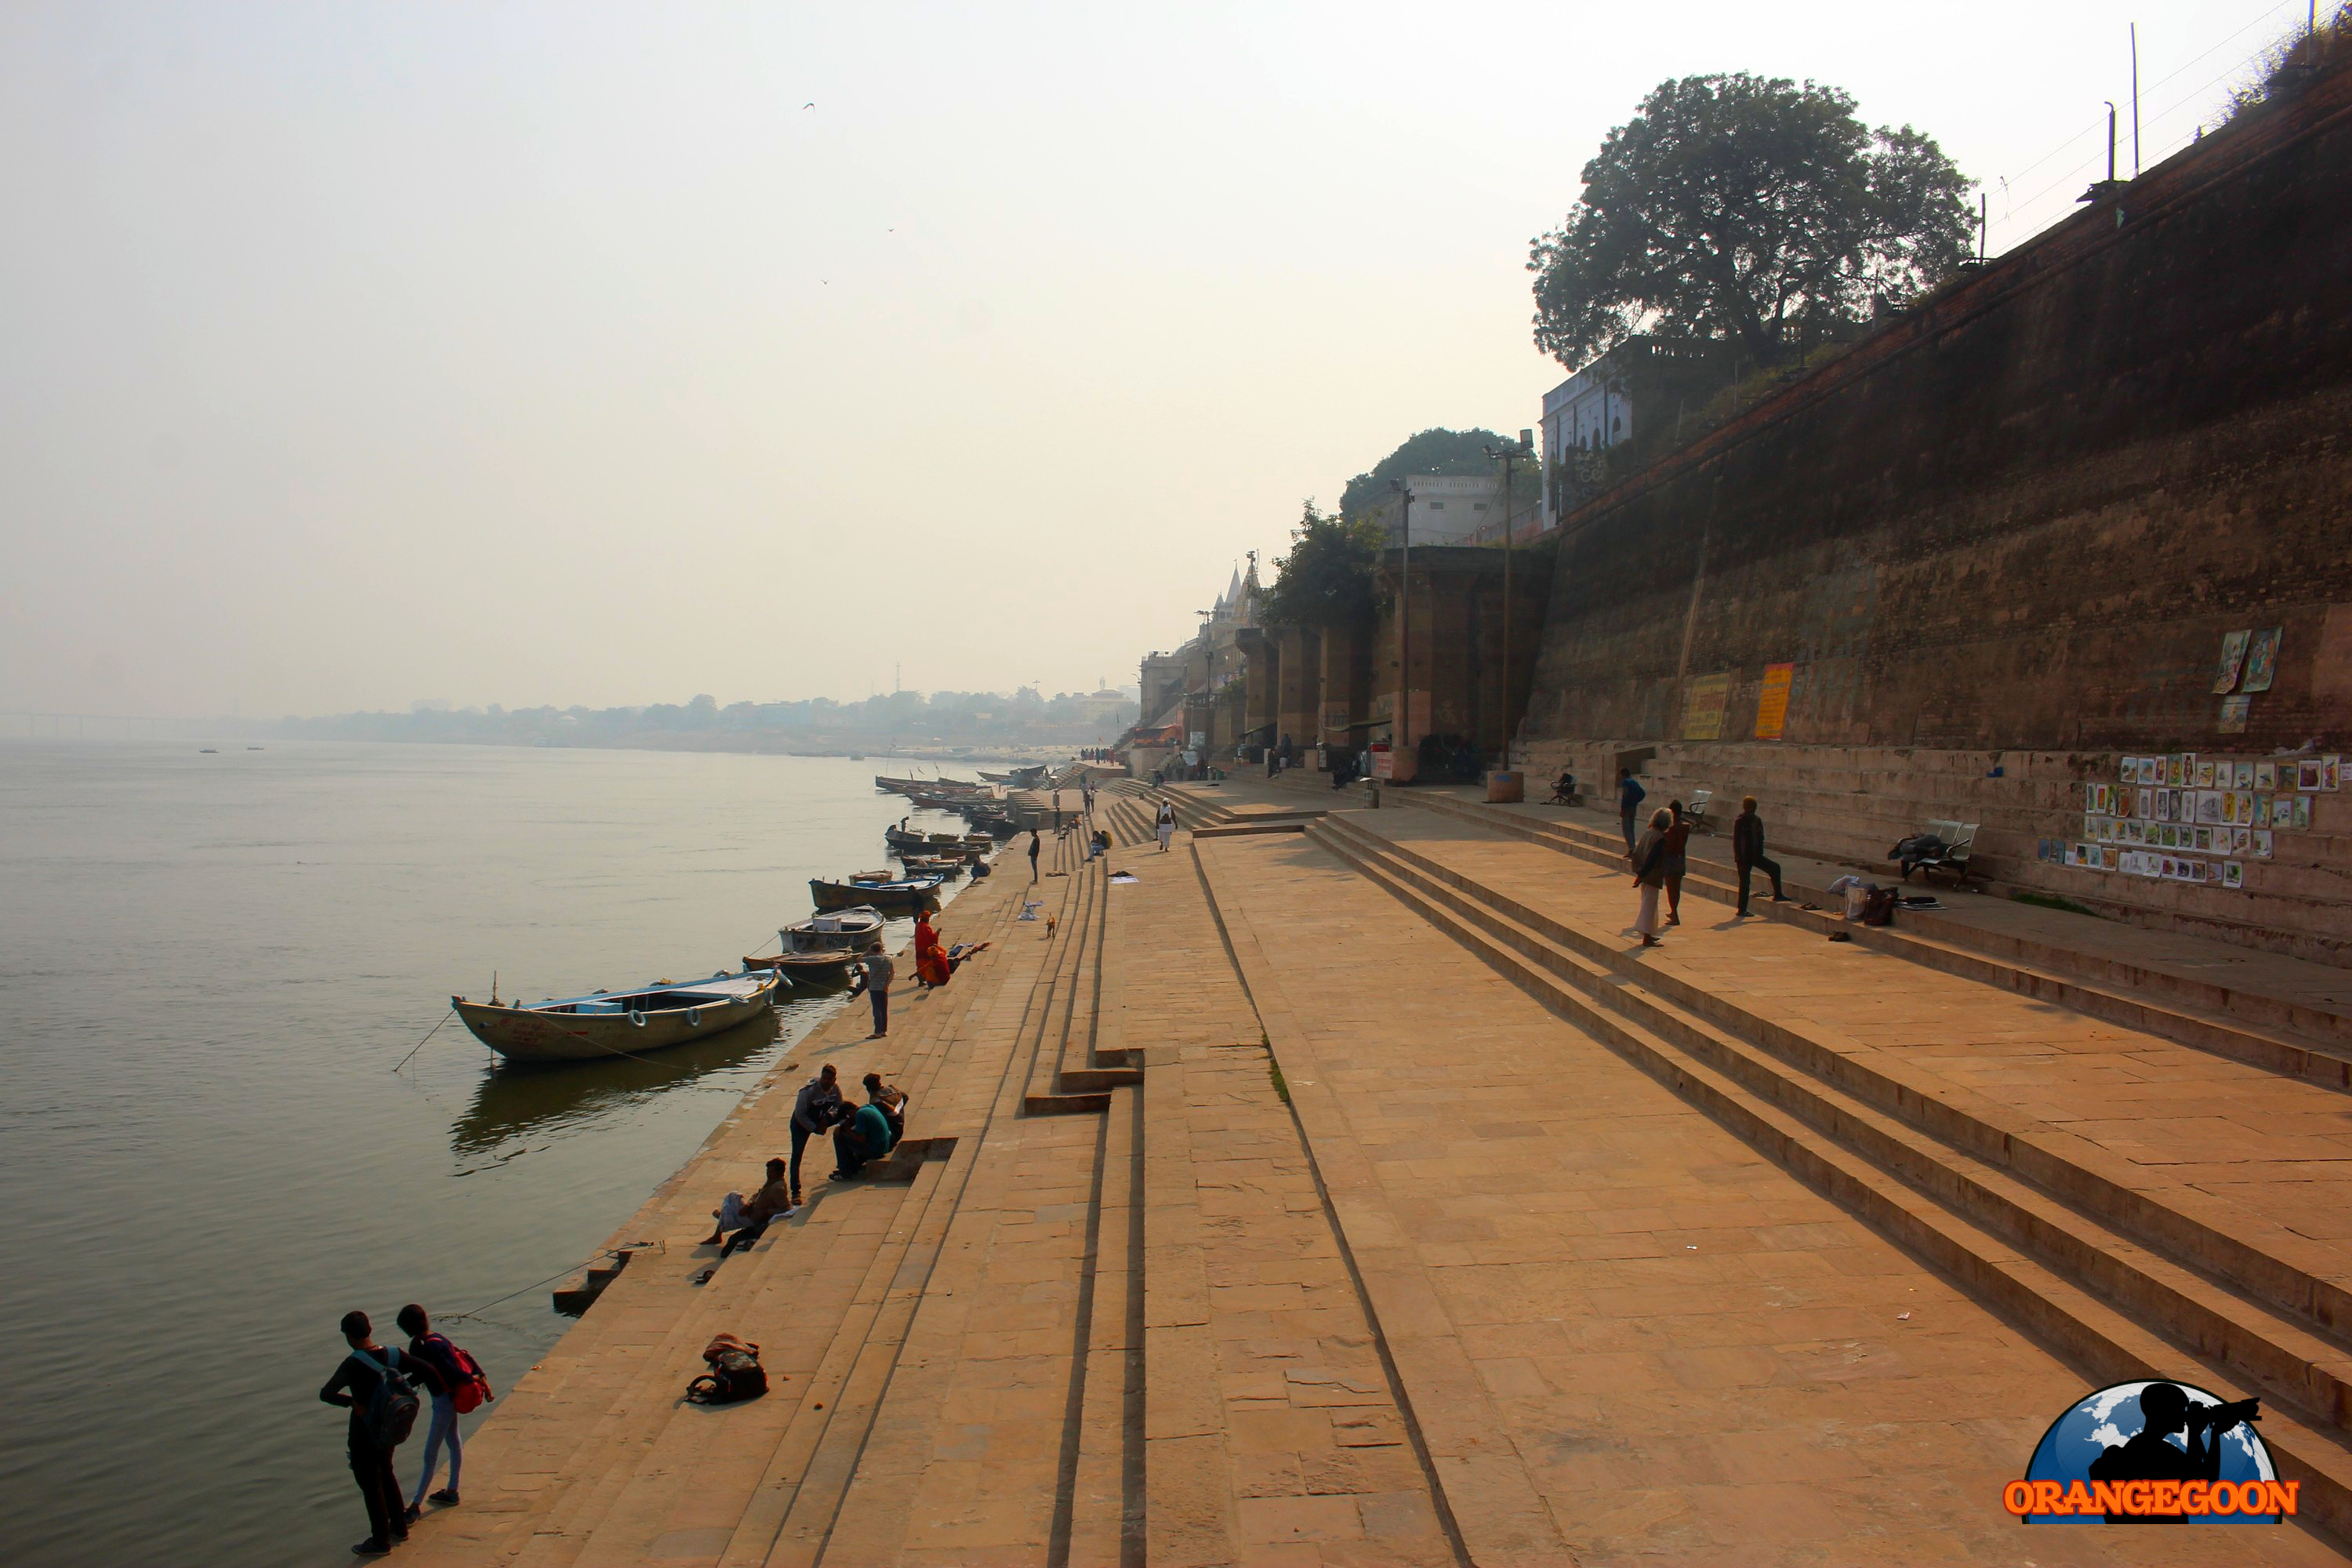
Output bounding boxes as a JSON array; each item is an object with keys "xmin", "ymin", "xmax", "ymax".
[{"xmin": 913, "ymin": 913, "xmax": 951, "ymax": 989}]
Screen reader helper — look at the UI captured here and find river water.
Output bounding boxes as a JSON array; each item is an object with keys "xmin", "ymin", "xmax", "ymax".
[{"xmin": 0, "ymin": 742, "xmax": 994, "ymax": 1566}]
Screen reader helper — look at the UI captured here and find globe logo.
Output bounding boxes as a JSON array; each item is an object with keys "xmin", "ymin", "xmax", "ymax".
[{"xmin": 2009, "ymin": 1380, "xmax": 2289, "ymax": 1523}]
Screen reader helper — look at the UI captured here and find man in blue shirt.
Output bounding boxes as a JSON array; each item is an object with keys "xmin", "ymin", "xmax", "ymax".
[
  {"xmin": 832, "ymin": 1098, "xmax": 898, "ymax": 1179},
  {"xmin": 1617, "ymin": 768, "xmax": 1647, "ymax": 855}
]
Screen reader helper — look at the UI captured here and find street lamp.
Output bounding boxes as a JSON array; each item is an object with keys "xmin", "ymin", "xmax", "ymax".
[{"xmin": 1483, "ymin": 432, "xmax": 1537, "ymax": 771}]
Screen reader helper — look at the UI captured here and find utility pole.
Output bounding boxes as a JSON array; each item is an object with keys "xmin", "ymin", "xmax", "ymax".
[
  {"xmin": 2130, "ymin": 25, "xmax": 2141, "ymax": 175},
  {"xmin": 1485, "ymin": 432, "xmax": 1537, "ymax": 771},
  {"xmin": 1389, "ymin": 478, "xmax": 1412, "ymax": 754}
]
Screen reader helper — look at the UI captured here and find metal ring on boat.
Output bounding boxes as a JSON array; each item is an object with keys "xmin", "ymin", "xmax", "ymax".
[
  {"xmin": 630, "ymin": 1011, "xmax": 648, "ymax": 1028},
  {"xmin": 686, "ymin": 1007, "xmax": 702, "ymax": 1027}
]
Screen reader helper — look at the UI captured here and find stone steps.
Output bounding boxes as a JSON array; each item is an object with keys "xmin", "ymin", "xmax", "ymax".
[
  {"xmin": 1519, "ymin": 738, "xmax": 2352, "ymax": 962},
  {"xmin": 550, "ymin": 880, "xmax": 1062, "ymax": 1567},
  {"xmin": 1397, "ymin": 787, "xmax": 2352, "ymax": 1087},
  {"xmin": 1069, "ymin": 1082, "xmax": 1145, "ymax": 1565},
  {"xmin": 1306, "ymin": 812, "xmax": 2352, "ymax": 1541},
  {"xmin": 1024, "ymin": 861, "xmax": 1144, "ymax": 1114}
]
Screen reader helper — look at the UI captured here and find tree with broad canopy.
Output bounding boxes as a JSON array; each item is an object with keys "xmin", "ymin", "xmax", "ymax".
[
  {"xmin": 1528, "ymin": 73, "xmax": 1971, "ymax": 370},
  {"xmin": 1263, "ymin": 502, "xmax": 1387, "ymax": 633}
]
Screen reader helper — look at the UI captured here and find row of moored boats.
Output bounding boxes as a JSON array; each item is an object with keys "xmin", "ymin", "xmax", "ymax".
[{"xmin": 447, "ymin": 768, "xmax": 1054, "ymax": 1065}]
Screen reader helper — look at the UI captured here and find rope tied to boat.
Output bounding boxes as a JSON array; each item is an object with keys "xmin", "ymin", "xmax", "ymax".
[
  {"xmin": 390, "ymin": 1009, "xmax": 456, "ymax": 1073},
  {"xmin": 437, "ymin": 1241, "xmax": 666, "ymax": 1325}
]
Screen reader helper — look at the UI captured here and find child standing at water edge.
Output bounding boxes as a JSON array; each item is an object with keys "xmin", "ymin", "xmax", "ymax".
[
  {"xmin": 320, "ymin": 1309, "xmax": 434, "ymax": 1555},
  {"xmin": 397, "ymin": 1304, "xmax": 477, "ymax": 1521}
]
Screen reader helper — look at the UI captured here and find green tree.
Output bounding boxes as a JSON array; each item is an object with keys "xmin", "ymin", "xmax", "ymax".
[
  {"xmin": 1340, "ymin": 428, "xmax": 1508, "ymax": 519},
  {"xmin": 1528, "ymin": 74, "xmax": 1970, "ymax": 368},
  {"xmin": 1263, "ymin": 502, "xmax": 1386, "ymax": 631}
]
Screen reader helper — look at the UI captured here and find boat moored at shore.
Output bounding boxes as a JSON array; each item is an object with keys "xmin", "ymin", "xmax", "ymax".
[
  {"xmin": 743, "ymin": 906, "xmax": 887, "ymax": 982},
  {"xmin": 452, "ymin": 971, "xmax": 783, "ymax": 1063},
  {"xmin": 811, "ymin": 872, "xmax": 944, "ymax": 913}
]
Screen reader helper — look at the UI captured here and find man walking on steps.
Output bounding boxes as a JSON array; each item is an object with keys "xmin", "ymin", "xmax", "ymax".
[
  {"xmin": 851, "ymin": 948, "xmax": 895, "ymax": 1037},
  {"xmin": 1732, "ymin": 795, "xmax": 1791, "ymax": 916},
  {"xmin": 1617, "ymin": 767, "xmax": 1647, "ymax": 855}
]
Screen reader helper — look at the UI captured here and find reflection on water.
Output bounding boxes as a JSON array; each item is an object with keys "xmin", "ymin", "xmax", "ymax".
[
  {"xmin": 0, "ymin": 742, "xmax": 996, "ymax": 1568},
  {"xmin": 452, "ymin": 1006, "xmax": 783, "ymax": 1155}
]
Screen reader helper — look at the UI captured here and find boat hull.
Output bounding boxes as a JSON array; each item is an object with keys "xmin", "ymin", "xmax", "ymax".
[
  {"xmin": 811, "ymin": 877, "xmax": 940, "ymax": 913},
  {"xmin": 453, "ymin": 973, "xmax": 782, "ymax": 1063}
]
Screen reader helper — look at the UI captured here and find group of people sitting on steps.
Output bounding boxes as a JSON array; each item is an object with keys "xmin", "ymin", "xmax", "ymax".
[{"xmin": 700, "ymin": 1063, "xmax": 909, "ymax": 1255}]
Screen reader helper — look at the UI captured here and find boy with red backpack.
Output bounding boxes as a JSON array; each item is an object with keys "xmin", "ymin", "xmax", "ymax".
[{"xmin": 395, "ymin": 1303, "xmax": 492, "ymax": 1523}]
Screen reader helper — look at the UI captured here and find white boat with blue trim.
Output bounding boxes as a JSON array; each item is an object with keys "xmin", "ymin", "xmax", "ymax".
[{"xmin": 452, "ymin": 970, "xmax": 784, "ymax": 1063}]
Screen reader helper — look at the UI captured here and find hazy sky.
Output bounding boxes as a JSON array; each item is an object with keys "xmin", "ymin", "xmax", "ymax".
[{"xmin": 0, "ymin": 2, "xmax": 2298, "ymax": 719}]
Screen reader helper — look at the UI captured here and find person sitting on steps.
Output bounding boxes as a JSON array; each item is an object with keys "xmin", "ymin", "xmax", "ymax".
[
  {"xmin": 832, "ymin": 1098, "xmax": 898, "ymax": 1181},
  {"xmin": 862, "ymin": 1070, "xmax": 908, "ymax": 1143},
  {"xmin": 706, "ymin": 1156, "xmax": 797, "ymax": 1254}
]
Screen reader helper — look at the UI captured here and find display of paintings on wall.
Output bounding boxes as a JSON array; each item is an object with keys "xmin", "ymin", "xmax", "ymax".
[
  {"xmin": 2244, "ymin": 627, "xmax": 2283, "ymax": 693},
  {"xmin": 2213, "ymin": 630, "xmax": 2252, "ymax": 694},
  {"xmin": 2078, "ymin": 750, "xmax": 2335, "ymax": 889}
]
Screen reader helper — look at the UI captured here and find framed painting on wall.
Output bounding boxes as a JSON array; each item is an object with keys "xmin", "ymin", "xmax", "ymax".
[
  {"xmin": 2213, "ymin": 630, "xmax": 2252, "ymax": 693},
  {"xmin": 2243, "ymin": 627, "xmax": 2283, "ymax": 693}
]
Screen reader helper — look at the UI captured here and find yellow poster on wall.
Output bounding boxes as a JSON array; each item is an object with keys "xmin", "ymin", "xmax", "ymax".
[
  {"xmin": 1682, "ymin": 673, "xmax": 1731, "ymax": 740},
  {"xmin": 1755, "ymin": 662, "xmax": 1796, "ymax": 739}
]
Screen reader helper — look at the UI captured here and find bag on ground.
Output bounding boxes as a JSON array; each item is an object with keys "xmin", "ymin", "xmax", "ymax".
[
  {"xmin": 686, "ymin": 1333, "xmax": 768, "ymax": 1405},
  {"xmin": 356, "ymin": 1348, "xmax": 422, "ymax": 1449}
]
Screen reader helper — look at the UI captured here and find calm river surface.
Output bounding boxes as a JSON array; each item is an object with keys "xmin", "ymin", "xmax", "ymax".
[{"xmin": 0, "ymin": 742, "xmax": 995, "ymax": 1566}]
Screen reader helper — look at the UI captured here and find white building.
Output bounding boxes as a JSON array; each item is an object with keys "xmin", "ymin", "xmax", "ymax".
[
  {"xmin": 1541, "ymin": 356, "xmax": 1633, "ymax": 528},
  {"xmin": 1368, "ymin": 473, "xmax": 1509, "ymax": 546}
]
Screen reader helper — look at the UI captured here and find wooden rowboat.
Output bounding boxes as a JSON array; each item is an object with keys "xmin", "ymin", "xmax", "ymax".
[
  {"xmin": 452, "ymin": 971, "xmax": 784, "ymax": 1063},
  {"xmin": 811, "ymin": 873, "xmax": 943, "ymax": 913},
  {"xmin": 744, "ymin": 906, "xmax": 885, "ymax": 982}
]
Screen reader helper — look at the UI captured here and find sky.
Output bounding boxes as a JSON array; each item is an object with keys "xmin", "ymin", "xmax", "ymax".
[{"xmin": 0, "ymin": 1, "xmax": 2305, "ymax": 720}]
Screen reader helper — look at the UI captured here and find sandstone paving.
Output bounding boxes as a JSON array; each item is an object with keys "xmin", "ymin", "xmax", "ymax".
[
  {"xmin": 1107, "ymin": 835, "xmax": 1460, "ymax": 1566},
  {"xmin": 1436, "ymin": 779, "xmax": 2352, "ymax": 1027},
  {"xmin": 1193, "ymin": 826, "xmax": 2350, "ymax": 1566},
  {"xmin": 392, "ymin": 857, "xmax": 1083, "ymax": 1568},
  {"xmin": 1325, "ymin": 804, "xmax": 2352, "ymax": 1282}
]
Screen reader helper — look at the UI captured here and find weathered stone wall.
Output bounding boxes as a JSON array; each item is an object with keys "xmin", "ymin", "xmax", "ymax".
[{"xmin": 1519, "ymin": 67, "xmax": 2352, "ymax": 960}]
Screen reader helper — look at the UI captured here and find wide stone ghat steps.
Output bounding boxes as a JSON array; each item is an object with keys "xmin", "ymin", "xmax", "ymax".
[
  {"xmin": 1301, "ymin": 807, "xmax": 2352, "ymax": 1542},
  {"xmin": 402, "ymin": 851, "xmax": 1159, "ymax": 1567},
  {"xmin": 1522, "ymin": 739, "xmax": 2352, "ymax": 961},
  {"xmin": 1396, "ymin": 786, "xmax": 2352, "ymax": 1092}
]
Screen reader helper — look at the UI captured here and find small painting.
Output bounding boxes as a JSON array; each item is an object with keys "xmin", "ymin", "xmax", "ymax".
[
  {"xmin": 2194, "ymin": 760, "xmax": 2216, "ymax": 789},
  {"xmin": 2299, "ymin": 760, "xmax": 2323, "ymax": 792},
  {"xmin": 2293, "ymin": 794, "xmax": 2313, "ymax": 830},
  {"xmin": 2274, "ymin": 796, "xmax": 2295, "ymax": 828},
  {"xmin": 2256, "ymin": 761, "xmax": 2278, "ymax": 790},
  {"xmin": 2101, "ymin": 846, "xmax": 2118, "ymax": 870},
  {"xmin": 2243, "ymin": 627, "xmax": 2282, "ymax": 693},
  {"xmin": 2255, "ymin": 829, "xmax": 2274, "ymax": 858},
  {"xmin": 2235, "ymin": 761, "xmax": 2255, "ymax": 789},
  {"xmin": 2198, "ymin": 790, "xmax": 2224, "ymax": 825},
  {"xmin": 2218, "ymin": 695, "xmax": 2251, "ymax": 734},
  {"xmin": 2165, "ymin": 755, "xmax": 2184, "ymax": 787},
  {"xmin": 2327, "ymin": 756, "xmax": 2342, "ymax": 791},
  {"xmin": 2214, "ymin": 630, "xmax": 2252, "ymax": 693},
  {"xmin": 2223, "ymin": 861, "xmax": 2245, "ymax": 889}
]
